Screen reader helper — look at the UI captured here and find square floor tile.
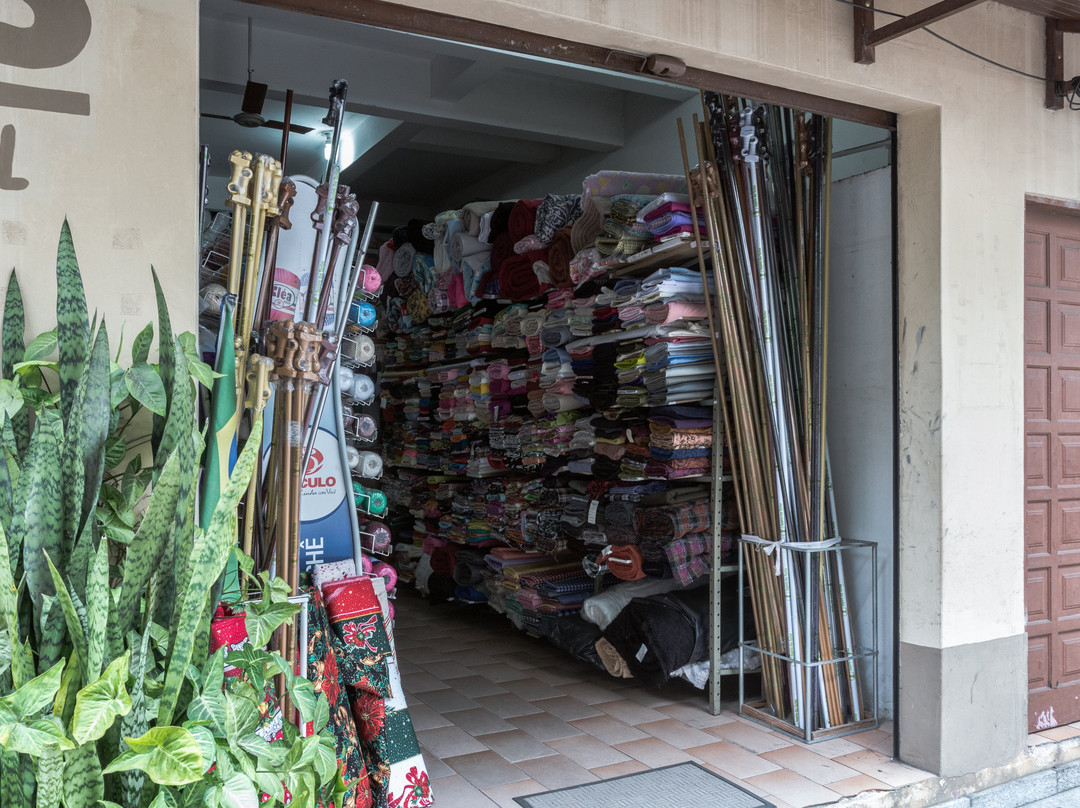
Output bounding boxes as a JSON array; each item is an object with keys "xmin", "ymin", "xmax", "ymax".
[
  {"xmin": 425, "ymin": 774, "xmax": 499, "ymax": 808},
  {"xmin": 402, "ymin": 646, "xmax": 451, "ymax": 665},
  {"xmin": 515, "ymin": 753, "xmax": 600, "ymax": 789},
  {"xmin": 656, "ymin": 701, "xmax": 737, "ymax": 728},
  {"xmin": 482, "ymin": 779, "xmax": 545, "ymax": 808},
  {"xmin": 509, "ymin": 711, "xmax": 585, "ymax": 742},
  {"xmin": 414, "ymin": 688, "xmax": 482, "ymax": 714},
  {"xmin": 500, "ymin": 677, "xmax": 566, "ymax": 702},
  {"xmin": 833, "ymin": 749, "xmax": 932, "ymax": 788},
  {"xmin": 441, "ymin": 750, "xmax": 531, "ymax": 789},
  {"xmin": 569, "ymin": 715, "xmax": 649, "ymax": 745},
  {"xmin": 418, "ymin": 659, "xmax": 475, "ymax": 680},
  {"xmin": 528, "ymin": 665, "xmax": 587, "ymax": 687},
  {"xmin": 636, "ymin": 718, "xmax": 720, "ymax": 750},
  {"xmin": 612, "ymin": 737, "xmax": 696, "ymax": 768},
  {"xmin": 760, "ymin": 745, "xmax": 862, "ymax": 785},
  {"xmin": 557, "ymin": 680, "xmax": 627, "ymax": 705},
  {"xmin": 786, "ymin": 735, "xmax": 867, "ymax": 759},
  {"xmin": 442, "ymin": 674, "xmax": 510, "ymax": 698},
  {"xmin": 593, "ymin": 698, "xmax": 672, "ymax": 727},
  {"xmin": 442, "ymin": 707, "xmax": 516, "ymax": 737},
  {"xmin": 1037, "ymin": 724, "xmax": 1080, "ymax": 742},
  {"xmin": 419, "ymin": 745, "xmax": 454, "ymax": 780},
  {"xmin": 401, "ymin": 671, "xmax": 449, "ymax": 693},
  {"xmin": 620, "ymin": 687, "xmax": 680, "ymax": 708},
  {"xmin": 469, "ymin": 662, "xmax": 532, "ymax": 683},
  {"xmin": 474, "ymin": 692, "xmax": 544, "ymax": 719},
  {"xmin": 706, "ymin": 721, "xmax": 795, "ymax": 753},
  {"xmin": 589, "ymin": 759, "xmax": 650, "ymax": 779},
  {"xmin": 414, "ymin": 726, "xmax": 488, "ymax": 759},
  {"xmin": 408, "ymin": 701, "xmax": 453, "ymax": 731},
  {"xmin": 828, "ymin": 773, "xmax": 893, "ymax": 797},
  {"xmin": 476, "ymin": 729, "xmax": 553, "ymax": 763},
  {"xmin": 685, "ymin": 741, "xmax": 783, "ymax": 779},
  {"xmin": 745, "ymin": 769, "xmax": 843, "ymax": 808},
  {"xmin": 545, "ymin": 733, "xmax": 633, "ymax": 769},
  {"xmin": 529, "ymin": 695, "xmax": 603, "ymax": 722}
]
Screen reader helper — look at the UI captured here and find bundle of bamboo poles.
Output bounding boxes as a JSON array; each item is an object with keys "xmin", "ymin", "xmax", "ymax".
[{"xmin": 678, "ymin": 91, "xmax": 865, "ymax": 737}]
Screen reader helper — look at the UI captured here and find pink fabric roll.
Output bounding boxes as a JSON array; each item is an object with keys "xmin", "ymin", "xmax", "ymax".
[
  {"xmin": 645, "ymin": 301, "xmax": 710, "ymax": 324},
  {"xmin": 371, "ymin": 561, "xmax": 398, "ymax": 592}
]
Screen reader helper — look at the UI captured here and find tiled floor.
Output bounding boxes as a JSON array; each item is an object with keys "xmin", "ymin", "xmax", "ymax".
[{"xmin": 393, "ymin": 593, "xmax": 932, "ymax": 808}]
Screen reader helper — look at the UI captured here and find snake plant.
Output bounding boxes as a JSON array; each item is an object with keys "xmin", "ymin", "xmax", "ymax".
[{"xmin": 0, "ymin": 222, "xmax": 339, "ymax": 808}]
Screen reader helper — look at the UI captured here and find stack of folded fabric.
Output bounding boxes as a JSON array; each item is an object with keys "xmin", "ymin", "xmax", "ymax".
[{"xmin": 647, "ymin": 405, "xmax": 712, "ymax": 479}]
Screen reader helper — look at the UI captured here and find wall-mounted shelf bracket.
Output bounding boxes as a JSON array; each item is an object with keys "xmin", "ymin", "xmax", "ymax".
[
  {"xmin": 854, "ymin": 0, "xmax": 989, "ymax": 65},
  {"xmin": 1047, "ymin": 18, "xmax": 1080, "ymax": 109}
]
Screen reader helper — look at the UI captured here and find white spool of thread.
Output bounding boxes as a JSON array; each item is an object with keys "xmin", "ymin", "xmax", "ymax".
[
  {"xmin": 338, "ymin": 366, "xmax": 356, "ymax": 397},
  {"xmin": 359, "ymin": 451, "xmax": 383, "ymax": 478},
  {"xmin": 353, "ymin": 374, "xmax": 375, "ymax": 403},
  {"xmin": 346, "ymin": 445, "xmax": 362, "ymax": 470}
]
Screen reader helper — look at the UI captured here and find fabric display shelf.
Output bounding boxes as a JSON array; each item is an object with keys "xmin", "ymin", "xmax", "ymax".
[{"xmin": 376, "ymin": 170, "xmax": 752, "ymax": 693}]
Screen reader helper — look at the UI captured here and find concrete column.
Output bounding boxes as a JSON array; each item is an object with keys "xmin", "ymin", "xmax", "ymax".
[{"xmin": 896, "ymin": 106, "xmax": 1027, "ymax": 776}]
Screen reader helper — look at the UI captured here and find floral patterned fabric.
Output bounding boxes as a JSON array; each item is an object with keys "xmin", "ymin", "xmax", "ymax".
[
  {"xmin": 306, "ymin": 587, "xmax": 374, "ymax": 808},
  {"xmin": 321, "ymin": 575, "xmax": 431, "ymax": 808}
]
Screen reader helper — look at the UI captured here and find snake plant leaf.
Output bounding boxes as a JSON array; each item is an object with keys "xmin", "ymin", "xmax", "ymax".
[
  {"xmin": 156, "ymin": 415, "xmax": 262, "ymax": 726},
  {"xmin": 62, "ymin": 741, "xmax": 105, "ymax": 808},
  {"xmin": 124, "ymin": 364, "xmax": 167, "ymax": 418},
  {"xmin": 152, "ymin": 342, "xmax": 195, "ymax": 626},
  {"xmin": 34, "ymin": 743, "xmax": 64, "ymax": 805},
  {"xmin": 11, "ymin": 638, "xmax": 34, "ymax": 691},
  {"xmin": 65, "ymin": 518, "xmax": 94, "ymax": 603},
  {"xmin": 15, "ymin": 421, "xmax": 63, "ymax": 624},
  {"xmin": 44, "ymin": 553, "xmax": 88, "ymax": 681},
  {"xmin": 51, "ymin": 651, "xmax": 80, "ymax": 727},
  {"xmin": 36, "ymin": 595, "xmax": 66, "ymax": 674},
  {"xmin": 70, "ymin": 651, "xmax": 132, "ymax": 746},
  {"xmin": 85, "ymin": 534, "xmax": 109, "ymax": 677},
  {"xmin": 56, "ymin": 220, "xmax": 90, "ymax": 425},
  {"xmin": 1, "ymin": 750, "xmax": 33, "ymax": 808},
  {"xmin": 3, "ymin": 271, "xmax": 29, "ymax": 456},
  {"xmin": 103, "ymin": 727, "xmax": 204, "ymax": 787},
  {"xmin": 131, "ymin": 324, "xmax": 153, "ymax": 367},
  {"xmin": 150, "ymin": 269, "xmax": 175, "ymax": 458},
  {"xmin": 77, "ymin": 323, "xmax": 112, "ymax": 538},
  {"xmin": 118, "ymin": 452, "xmax": 181, "ymax": 637},
  {"xmin": 0, "ymin": 443, "xmax": 14, "ymax": 538},
  {"xmin": 119, "ymin": 625, "xmax": 151, "ymax": 808},
  {"xmin": 0, "ymin": 629, "xmax": 9, "ymax": 680},
  {"xmin": 0, "ymin": 521, "xmax": 17, "ymax": 637}
]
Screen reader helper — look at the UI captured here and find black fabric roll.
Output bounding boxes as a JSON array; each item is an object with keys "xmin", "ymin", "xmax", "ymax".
[
  {"xmin": 488, "ymin": 202, "xmax": 516, "ymax": 240},
  {"xmin": 543, "ymin": 615, "xmax": 606, "ymax": 671},
  {"xmin": 601, "ymin": 590, "xmax": 708, "ymax": 688},
  {"xmin": 406, "ymin": 218, "xmax": 436, "ymax": 253}
]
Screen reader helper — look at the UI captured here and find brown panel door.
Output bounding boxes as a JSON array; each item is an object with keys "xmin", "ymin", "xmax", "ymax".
[{"xmin": 1026, "ymin": 207, "xmax": 1080, "ymax": 731}]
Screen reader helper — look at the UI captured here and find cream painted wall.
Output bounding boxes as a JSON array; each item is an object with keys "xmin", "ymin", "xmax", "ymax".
[
  {"xmin": 366, "ymin": 0, "xmax": 1080, "ymax": 656},
  {"xmin": 0, "ymin": 1, "xmax": 199, "ymax": 347}
]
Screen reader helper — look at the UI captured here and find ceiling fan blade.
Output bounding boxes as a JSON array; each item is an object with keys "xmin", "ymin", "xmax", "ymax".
[
  {"xmin": 201, "ymin": 112, "xmax": 235, "ymax": 121},
  {"xmin": 262, "ymin": 120, "xmax": 315, "ymax": 135},
  {"xmin": 240, "ymin": 80, "xmax": 268, "ymax": 115}
]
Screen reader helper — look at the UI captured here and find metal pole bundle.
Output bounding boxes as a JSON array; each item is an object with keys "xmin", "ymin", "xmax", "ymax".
[{"xmin": 678, "ymin": 90, "xmax": 864, "ymax": 737}]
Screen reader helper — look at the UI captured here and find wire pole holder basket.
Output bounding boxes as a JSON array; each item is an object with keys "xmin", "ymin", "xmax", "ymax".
[{"xmin": 737, "ymin": 535, "xmax": 879, "ymax": 743}]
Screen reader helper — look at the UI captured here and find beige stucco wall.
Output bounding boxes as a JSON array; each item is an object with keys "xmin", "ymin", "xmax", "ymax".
[{"xmin": 0, "ymin": 0, "xmax": 198, "ymax": 345}]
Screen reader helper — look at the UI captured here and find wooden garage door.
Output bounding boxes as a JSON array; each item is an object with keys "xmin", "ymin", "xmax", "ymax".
[{"xmin": 1026, "ymin": 206, "xmax": 1080, "ymax": 732}]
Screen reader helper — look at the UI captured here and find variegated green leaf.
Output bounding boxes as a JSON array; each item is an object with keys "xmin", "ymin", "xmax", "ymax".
[
  {"xmin": 0, "ymin": 521, "xmax": 16, "ymax": 637},
  {"xmin": 14, "ymin": 422, "xmax": 63, "ymax": 624},
  {"xmin": 103, "ymin": 727, "xmax": 203, "ymax": 787},
  {"xmin": 62, "ymin": 741, "xmax": 104, "ymax": 808},
  {"xmin": 86, "ymin": 538, "xmax": 109, "ymax": 677},
  {"xmin": 34, "ymin": 744, "xmax": 63, "ymax": 808},
  {"xmin": 0, "ymin": 443, "xmax": 14, "ymax": 541},
  {"xmin": 3, "ymin": 271, "xmax": 29, "ymax": 456},
  {"xmin": 43, "ymin": 553, "xmax": 88, "ymax": 681},
  {"xmin": 11, "ymin": 637, "xmax": 34, "ymax": 691},
  {"xmin": 118, "ymin": 452, "xmax": 181, "ymax": 637},
  {"xmin": 119, "ymin": 626, "xmax": 151, "ymax": 808},
  {"xmin": 56, "ymin": 220, "xmax": 90, "ymax": 426},
  {"xmin": 71, "ymin": 652, "xmax": 131, "ymax": 745},
  {"xmin": 20, "ymin": 329, "xmax": 55, "ymax": 364},
  {"xmin": 51, "ymin": 651, "xmax": 79, "ymax": 727},
  {"xmin": 156, "ymin": 416, "xmax": 261, "ymax": 726},
  {"xmin": 124, "ymin": 364, "xmax": 166, "ymax": 417}
]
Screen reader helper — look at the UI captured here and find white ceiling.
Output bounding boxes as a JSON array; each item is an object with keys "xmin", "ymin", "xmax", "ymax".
[{"xmin": 199, "ymin": 0, "xmax": 699, "ymax": 222}]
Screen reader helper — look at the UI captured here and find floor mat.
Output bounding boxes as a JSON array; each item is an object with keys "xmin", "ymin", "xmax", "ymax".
[{"xmin": 513, "ymin": 761, "xmax": 774, "ymax": 808}]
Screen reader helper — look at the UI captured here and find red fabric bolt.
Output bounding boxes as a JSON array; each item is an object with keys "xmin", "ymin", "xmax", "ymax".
[
  {"xmin": 508, "ymin": 198, "xmax": 542, "ymax": 242},
  {"xmin": 490, "ymin": 232, "xmax": 515, "ymax": 273},
  {"xmin": 599, "ymin": 544, "xmax": 646, "ymax": 581}
]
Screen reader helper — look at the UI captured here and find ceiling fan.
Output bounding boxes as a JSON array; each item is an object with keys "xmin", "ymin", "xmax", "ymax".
[{"xmin": 201, "ymin": 18, "xmax": 313, "ymax": 135}]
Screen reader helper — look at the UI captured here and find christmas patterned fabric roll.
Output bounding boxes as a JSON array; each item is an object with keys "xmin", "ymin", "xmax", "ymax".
[
  {"xmin": 305, "ymin": 587, "xmax": 374, "ymax": 808},
  {"xmin": 321, "ymin": 576, "xmax": 431, "ymax": 808}
]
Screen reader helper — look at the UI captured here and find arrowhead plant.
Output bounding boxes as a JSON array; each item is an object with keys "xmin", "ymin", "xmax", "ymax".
[{"xmin": 0, "ymin": 222, "xmax": 339, "ymax": 807}]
